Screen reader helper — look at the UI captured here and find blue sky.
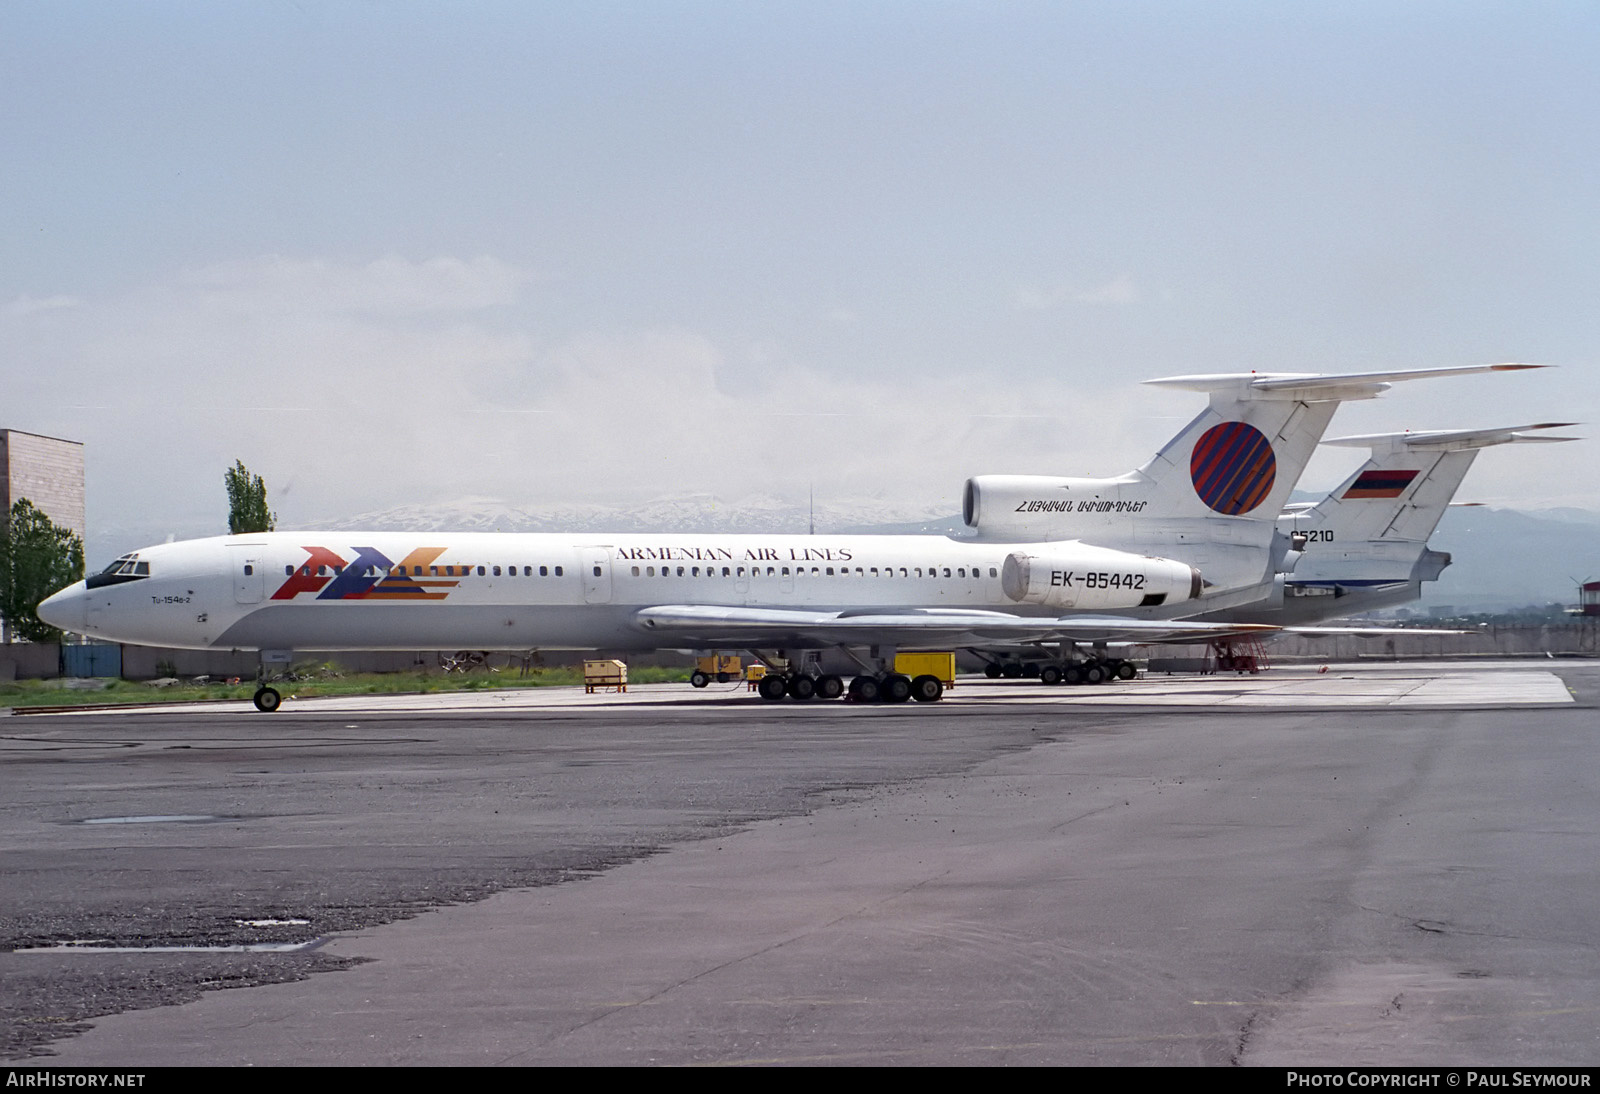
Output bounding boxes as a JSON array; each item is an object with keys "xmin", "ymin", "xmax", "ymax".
[{"xmin": 2, "ymin": 2, "xmax": 1594, "ymax": 559}]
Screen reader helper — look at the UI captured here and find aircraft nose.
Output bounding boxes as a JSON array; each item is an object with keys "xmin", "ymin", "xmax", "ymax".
[{"xmin": 37, "ymin": 582, "xmax": 87, "ymax": 634}]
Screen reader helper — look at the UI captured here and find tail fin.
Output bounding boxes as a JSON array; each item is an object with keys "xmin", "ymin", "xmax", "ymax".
[
  {"xmin": 1283, "ymin": 421, "xmax": 1577, "ymax": 583},
  {"xmin": 1134, "ymin": 364, "xmax": 1549, "ymax": 523},
  {"xmin": 962, "ymin": 364, "xmax": 1549, "ymax": 594}
]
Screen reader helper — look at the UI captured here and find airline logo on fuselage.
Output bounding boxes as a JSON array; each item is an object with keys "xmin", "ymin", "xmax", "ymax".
[
  {"xmin": 272, "ymin": 547, "xmax": 458, "ymax": 601},
  {"xmin": 1013, "ymin": 499, "xmax": 1150, "ymax": 514},
  {"xmin": 1190, "ymin": 422, "xmax": 1277, "ymax": 515}
]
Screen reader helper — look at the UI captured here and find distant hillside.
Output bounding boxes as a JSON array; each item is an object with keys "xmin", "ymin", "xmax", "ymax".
[{"xmin": 1424, "ymin": 506, "xmax": 1600, "ymax": 612}]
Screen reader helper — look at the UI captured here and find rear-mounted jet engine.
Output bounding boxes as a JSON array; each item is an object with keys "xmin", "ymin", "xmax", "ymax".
[{"xmin": 999, "ymin": 544, "xmax": 1202, "ymax": 610}]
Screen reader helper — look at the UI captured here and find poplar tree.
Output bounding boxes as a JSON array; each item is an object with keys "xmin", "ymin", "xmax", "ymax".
[
  {"xmin": 0, "ymin": 498, "xmax": 85, "ymax": 642},
  {"xmin": 225, "ymin": 460, "xmax": 277, "ymax": 535}
]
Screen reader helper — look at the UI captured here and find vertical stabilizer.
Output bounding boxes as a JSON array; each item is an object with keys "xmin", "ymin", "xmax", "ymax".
[
  {"xmin": 1283, "ymin": 422, "xmax": 1577, "ymax": 585},
  {"xmin": 962, "ymin": 364, "xmax": 1548, "ymax": 595}
]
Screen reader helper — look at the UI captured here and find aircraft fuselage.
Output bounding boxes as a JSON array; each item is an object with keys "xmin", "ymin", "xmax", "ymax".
[{"xmin": 46, "ymin": 531, "xmax": 1196, "ymax": 652}]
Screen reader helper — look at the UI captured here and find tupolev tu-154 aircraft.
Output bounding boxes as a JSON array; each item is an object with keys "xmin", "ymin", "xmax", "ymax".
[{"xmin": 37, "ymin": 363, "xmax": 1543, "ymax": 711}]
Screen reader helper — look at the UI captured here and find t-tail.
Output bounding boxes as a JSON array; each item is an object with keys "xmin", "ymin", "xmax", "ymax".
[
  {"xmin": 961, "ymin": 363, "xmax": 1547, "ymax": 597},
  {"xmin": 1281, "ymin": 420, "xmax": 1578, "ymax": 589}
]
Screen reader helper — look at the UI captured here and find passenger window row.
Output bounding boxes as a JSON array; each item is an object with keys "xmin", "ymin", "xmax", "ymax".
[
  {"xmin": 627, "ymin": 565, "xmax": 998, "ymax": 579},
  {"xmin": 280, "ymin": 564, "xmax": 565, "ymax": 578},
  {"xmin": 264, "ymin": 560, "xmax": 999, "ymax": 580}
]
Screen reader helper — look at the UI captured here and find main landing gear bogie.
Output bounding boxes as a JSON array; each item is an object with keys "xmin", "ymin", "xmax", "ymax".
[
  {"xmin": 985, "ymin": 658, "xmax": 1138, "ymax": 686},
  {"xmin": 756, "ymin": 672, "xmax": 942, "ymax": 704}
]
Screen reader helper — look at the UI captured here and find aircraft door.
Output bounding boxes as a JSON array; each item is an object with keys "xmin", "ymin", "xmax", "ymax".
[
  {"xmin": 86, "ymin": 590, "xmax": 106, "ymax": 632},
  {"xmin": 230, "ymin": 545, "xmax": 265, "ymax": 604},
  {"xmin": 580, "ymin": 547, "xmax": 612, "ymax": 604}
]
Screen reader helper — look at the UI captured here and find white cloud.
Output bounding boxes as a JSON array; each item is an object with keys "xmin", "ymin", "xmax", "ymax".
[
  {"xmin": 176, "ymin": 254, "xmax": 529, "ymax": 315},
  {"xmin": 1073, "ymin": 274, "xmax": 1141, "ymax": 305},
  {"xmin": 1016, "ymin": 273, "xmax": 1141, "ymax": 310},
  {"xmin": 27, "ymin": 254, "xmax": 1149, "ymax": 558},
  {"xmin": 4, "ymin": 253, "xmax": 1583, "ymax": 564},
  {"xmin": 4, "ymin": 294, "xmax": 81, "ymax": 317}
]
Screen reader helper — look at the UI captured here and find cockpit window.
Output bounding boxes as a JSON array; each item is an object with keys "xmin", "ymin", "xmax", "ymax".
[
  {"xmin": 87, "ymin": 553, "xmax": 151, "ymax": 589},
  {"xmin": 101, "ymin": 554, "xmax": 139, "ymax": 575}
]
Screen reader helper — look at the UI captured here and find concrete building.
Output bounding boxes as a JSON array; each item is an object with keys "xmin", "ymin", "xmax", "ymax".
[
  {"xmin": 1, "ymin": 429, "xmax": 86, "ymax": 643},
  {"xmin": 0, "ymin": 429, "xmax": 85, "ymax": 542}
]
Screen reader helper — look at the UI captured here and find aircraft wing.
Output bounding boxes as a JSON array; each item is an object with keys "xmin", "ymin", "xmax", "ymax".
[
  {"xmin": 1104, "ymin": 623, "xmax": 1467, "ymax": 650},
  {"xmin": 633, "ymin": 605, "xmax": 1279, "ymax": 648},
  {"xmin": 1280, "ymin": 625, "xmax": 1466, "ymax": 636}
]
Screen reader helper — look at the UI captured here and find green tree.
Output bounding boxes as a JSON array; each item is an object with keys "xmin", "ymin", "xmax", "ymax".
[
  {"xmin": 225, "ymin": 459, "xmax": 276, "ymax": 535},
  {"xmin": 0, "ymin": 498, "xmax": 86, "ymax": 643}
]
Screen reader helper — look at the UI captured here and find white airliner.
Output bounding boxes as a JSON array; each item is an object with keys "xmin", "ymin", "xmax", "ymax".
[{"xmin": 36, "ymin": 363, "xmax": 1542, "ymax": 710}]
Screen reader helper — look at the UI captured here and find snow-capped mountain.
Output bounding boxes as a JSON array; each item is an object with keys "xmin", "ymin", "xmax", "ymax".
[{"xmin": 315, "ymin": 493, "xmax": 959, "ymax": 536}]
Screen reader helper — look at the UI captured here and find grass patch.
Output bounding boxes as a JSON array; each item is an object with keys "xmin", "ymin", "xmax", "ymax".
[{"xmin": 0, "ymin": 664, "xmax": 691, "ymax": 709}]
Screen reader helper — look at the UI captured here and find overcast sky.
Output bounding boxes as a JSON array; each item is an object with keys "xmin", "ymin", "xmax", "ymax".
[{"xmin": 2, "ymin": 1, "xmax": 1595, "ymax": 561}]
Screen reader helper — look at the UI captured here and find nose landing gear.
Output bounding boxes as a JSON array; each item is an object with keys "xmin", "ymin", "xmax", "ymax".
[{"xmin": 251, "ymin": 649, "xmax": 294, "ymax": 712}]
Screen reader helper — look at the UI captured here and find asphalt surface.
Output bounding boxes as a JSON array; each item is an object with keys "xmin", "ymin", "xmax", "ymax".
[{"xmin": 2, "ymin": 663, "xmax": 1594, "ymax": 1065}]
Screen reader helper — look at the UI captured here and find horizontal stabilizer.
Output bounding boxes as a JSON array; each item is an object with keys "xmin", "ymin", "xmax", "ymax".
[
  {"xmin": 1144, "ymin": 363, "xmax": 1546, "ymax": 402},
  {"xmin": 1322, "ymin": 422, "xmax": 1580, "ymax": 451}
]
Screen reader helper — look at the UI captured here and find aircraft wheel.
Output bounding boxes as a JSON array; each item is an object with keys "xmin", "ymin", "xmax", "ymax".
[
  {"xmin": 983, "ymin": 663, "xmax": 1002, "ymax": 679},
  {"xmin": 788, "ymin": 675, "xmax": 816, "ymax": 701},
  {"xmin": 882, "ymin": 674, "xmax": 913, "ymax": 703},
  {"xmin": 1039, "ymin": 665, "xmax": 1063, "ymax": 686},
  {"xmin": 253, "ymin": 687, "xmax": 282, "ymax": 713},
  {"xmin": 690, "ymin": 671, "xmax": 710, "ymax": 688},
  {"xmin": 1001, "ymin": 662, "xmax": 1023, "ymax": 678},
  {"xmin": 1063, "ymin": 665, "xmax": 1084, "ymax": 685},
  {"xmin": 758, "ymin": 675, "xmax": 788, "ymax": 701},
  {"xmin": 1116, "ymin": 661, "xmax": 1138, "ymax": 681},
  {"xmin": 848, "ymin": 675, "xmax": 880, "ymax": 703},
  {"xmin": 910, "ymin": 674, "xmax": 943, "ymax": 702},
  {"xmin": 1082, "ymin": 664, "xmax": 1106, "ymax": 685},
  {"xmin": 816, "ymin": 674, "xmax": 845, "ymax": 700}
]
